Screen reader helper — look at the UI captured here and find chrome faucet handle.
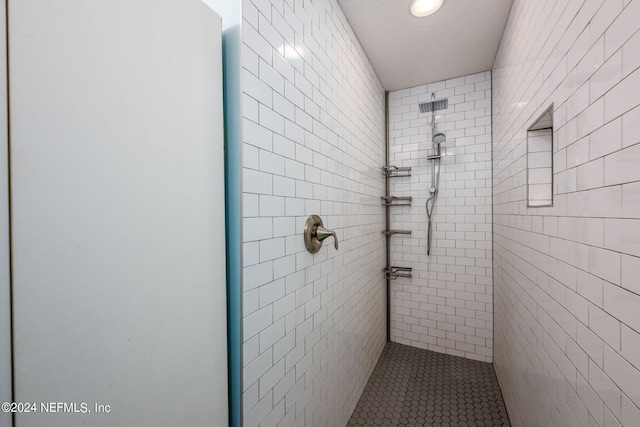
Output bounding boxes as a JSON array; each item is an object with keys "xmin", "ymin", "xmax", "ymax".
[{"xmin": 304, "ymin": 215, "xmax": 339, "ymax": 253}]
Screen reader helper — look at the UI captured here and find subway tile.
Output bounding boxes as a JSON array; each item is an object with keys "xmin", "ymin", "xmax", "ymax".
[
  {"xmin": 620, "ymin": 254, "xmax": 640, "ymax": 295},
  {"xmin": 576, "ymin": 35, "xmax": 605, "ymax": 86},
  {"xmin": 588, "ymin": 246, "xmax": 621, "ymax": 285},
  {"xmin": 273, "ymin": 255, "xmax": 295, "ymax": 280},
  {"xmin": 243, "ymin": 379, "xmax": 259, "ymax": 416},
  {"xmin": 272, "ymin": 366, "xmax": 295, "ymax": 403},
  {"xmin": 244, "ymin": 262, "xmax": 274, "ymax": 293},
  {"xmin": 604, "ymin": 67, "xmax": 640, "ymax": 122},
  {"xmin": 257, "ymin": 13, "xmax": 283, "ymax": 51},
  {"xmin": 604, "ymin": 0, "xmax": 640, "ymax": 58},
  {"xmin": 243, "ymin": 305, "xmax": 273, "ymax": 343},
  {"xmin": 273, "ymin": 92, "xmax": 295, "ymax": 120},
  {"xmin": 603, "ymin": 344, "xmax": 640, "ymax": 405},
  {"xmin": 578, "ymin": 98, "xmax": 604, "ymax": 139},
  {"xmin": 259, "ymin": 237, "xmax": 285, "ymax": 262},
  {"xmin": 603, "ymin": 282, "xmax": 640, "ymax": 332},
  {"xmin": 577, "ymin": 321, "xmax": 604, "ymax": 368},
  {"xmin": 245, "ymin": 391, "xmax": 273, "ymax": 427},
  {"xmin": 604, "ymin": 219, "xmax": 640, "ymax": 257},
  {"xmin": 244, "ymin": 168, "xmax": 273, "ymax": 195},
  {"xmin": 589, "ymin": 302, "xmax": 621, "ymax": 352},
  {"xmin": 259, "ymin": 58, "xmax": 285, "ymax": 95},
  {"xmin": 622, "ymin": 105, "xmax": 640, "ymax": 148},
  {"xmin": 244, "ymin": 144, "xmax": 260, "ymax": 171},
  {"xmin": 259, "ymin": 103, "xmax": 285, "ymax": 135},
  {"xmin": 284, "ymin": 80, "xmax": 304, "ymax": 110},
  {"xmin": 590, "ymin": 50, "xmax": 622, "ymax": 103},
  {"xmin": 621, "ymin": 393, "xmax": 640, "ymax": 427},
  {"xmin": 243, "ymin": 241, "xmax": 260, "ymax": 269},
  {"xmin": 260, "ymin": 320, "xmax": 285, "ymax": 356},
  {"xmin": 272, "ymin": 50, "xmax": 295, "ymax": 82},
  {"xmin": 589, "ymin": 117, "xmax": 622, "ymax": 160},
  {"xmin": 604, "ymin": 143, "xmax": 640, "ymax": 185},
  {"xmin": 557, "ymin": 167, "xmax": 577, "ymax": 194},
  {"xmin": 567, "ymin": 83, "xmax": 590, "ymax": 120},
  {"xmin": 284, "ymin": 158, "xmax": 304, "ymax": 180},
  {"xmin": 244, "ymin": 217, "xmax": 273, "ymax": 242},
  {"xmin": 620, "ymin": 324, "xmax": 640, "ymax": 370},
  {"xmin": 259, "ymin": 150, "xmax": 285, "ymax": 176},
  {"xmin": 243, "ymin": 193, "xmax": 259, "ymax": 218},
  {"xmin": 244, "ymin": 119, "xmax": 273, "ymax": 151},
  {"xmin": 603, "ymin": 405, "xmax": 623, "ymax": 427},
  {"xmin": 589, "ymin": 359, "xmax": 622, "ymax": 420},
  {"xmin": 273, "ymin": 175, "xmax": 296, "ymax": 197},
  {"xmin": 243, "ymin": 19, "xmax": 272, "ymax": 62},
  {"xmin": 589, "ymin": 0, "xmax": 623, "ymax": 45},
  {"xmin": 566, "ymin": 136, "xmax": 590, "ymax": 168},
  {"xmin": 566, "ymin": 186, "xmax": 622, "ymax": 218},
  {"xmin": 243, "ymin": 44, "xmax": 259, "ymax": 76},
  {"xmin": 243, "ymin": 288, "xmax": 260, "ymax": 316},
  {"xmin": 243, "ymin": 68, "xmax": 273, "ymax": 108},
  {"xmin": 577, "ymin": 372, "xmax": 605, "ymax": 427},
  {"xmin": 622, "ymin": 27, "xmax": 640, "ymax": 79},
  {"xmin": 576, "ymin": 270, "xmax": 604, "ymax": 307},
  {"xmin": 577, "ymin": 158, "xmax": 604, "ymax": 191},
  {"xmin": 258, "ymin": 194, "xmax": 284, "ymax": 217}
]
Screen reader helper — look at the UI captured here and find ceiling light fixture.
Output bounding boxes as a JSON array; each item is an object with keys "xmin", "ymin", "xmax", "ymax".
[{"xmin": 410, "ymin": 0, "xmax": 445, "ymax": 17}]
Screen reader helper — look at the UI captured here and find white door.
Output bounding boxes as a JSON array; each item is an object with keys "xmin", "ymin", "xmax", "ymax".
[{"xmin": 8, "ymin": 1, "xmax": 228, "ymax": 426}]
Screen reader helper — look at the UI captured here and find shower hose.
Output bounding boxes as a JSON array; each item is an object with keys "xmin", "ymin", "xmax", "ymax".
[
  {"xmin": 426, "ymin": 195, "xmax": 435, "ymax": 255},
  {"xmin": 426, "ymin": 159, "xmax": 440, "ymax": 256}
]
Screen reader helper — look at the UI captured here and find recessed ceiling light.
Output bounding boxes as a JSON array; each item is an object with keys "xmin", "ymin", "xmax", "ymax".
[{"xmin": 410, "ymin": 0, "xmax": 445, "ymax": 17}]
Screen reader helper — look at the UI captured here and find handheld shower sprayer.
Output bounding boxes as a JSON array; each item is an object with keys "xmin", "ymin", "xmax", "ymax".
[{"xmin": 433, "ymin": 133, "xmax": 446, "ymax": 145}]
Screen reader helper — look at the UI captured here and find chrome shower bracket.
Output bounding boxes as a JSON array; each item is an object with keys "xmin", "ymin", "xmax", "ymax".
[{"xmin": 304, "ymin": 215, "xmax": 338, "ymax": 253}]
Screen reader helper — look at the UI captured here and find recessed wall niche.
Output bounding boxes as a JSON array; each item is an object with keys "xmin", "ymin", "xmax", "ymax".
[{"xmin": 527, "ymin": 106, "xmax": 553, "ymax": 207}]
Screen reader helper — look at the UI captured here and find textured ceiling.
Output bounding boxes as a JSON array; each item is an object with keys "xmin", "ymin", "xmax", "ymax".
[{"xmin": 337, "ymin": 0, "xmax": 513, "ymax": 91}]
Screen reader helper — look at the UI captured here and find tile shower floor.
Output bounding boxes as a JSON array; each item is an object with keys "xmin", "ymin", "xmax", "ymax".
[{"xmin": 347, "ymin": 342, "xmax": 510, "ymax": 426}]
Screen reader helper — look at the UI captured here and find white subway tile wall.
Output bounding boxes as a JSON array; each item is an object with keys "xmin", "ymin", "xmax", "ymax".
[
  {"xmin": 493, "ymin": 0, "xmax": 640, "ymax": 425},
  {"xmin": 241, "ymin": 0, "xmax": 386, "ymax": 425},
  {"xmin": 388, "ymin": 72, "xmax": 494, "ymax": 362}
]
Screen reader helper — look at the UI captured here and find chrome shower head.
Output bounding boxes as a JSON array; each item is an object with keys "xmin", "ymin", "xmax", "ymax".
[
  {"xmin": 433, "ymin": 133, "xmax": 446, "ymax": 144},
  {"xmin": 419, "ymin": 99, "xmax": 448, "ymax": 114}
]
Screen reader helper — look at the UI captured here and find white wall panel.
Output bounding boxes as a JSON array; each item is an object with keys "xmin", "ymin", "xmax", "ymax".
[{"xmin": 9, "ymin": 1, "xmax": 228, "ymax": 425}]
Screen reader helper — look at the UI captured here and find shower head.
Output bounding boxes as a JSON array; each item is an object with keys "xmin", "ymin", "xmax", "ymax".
[
  {"xmin": 433, "ymin": 133, "xmax": 446, "ymax": 144},
  {"xmin": 419, "ymin": 98, "xmax": 448, "ymax": 113}
]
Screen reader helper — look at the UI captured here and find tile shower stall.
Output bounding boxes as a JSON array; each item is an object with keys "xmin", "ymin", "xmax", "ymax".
[{"xmin": 232, "ymin": 0, "xmax": 640, "ymax": 426}]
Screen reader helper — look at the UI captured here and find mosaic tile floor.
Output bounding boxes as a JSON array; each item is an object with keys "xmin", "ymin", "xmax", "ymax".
[{"xmin": 347, "ymin": 342, "xmax": 510, "ymax": 426}]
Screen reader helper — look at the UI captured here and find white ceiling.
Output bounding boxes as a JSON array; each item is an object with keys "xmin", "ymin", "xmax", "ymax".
[{"xmin": 337, "ymin": 0, "xmax": 513, "ymax": 91}]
